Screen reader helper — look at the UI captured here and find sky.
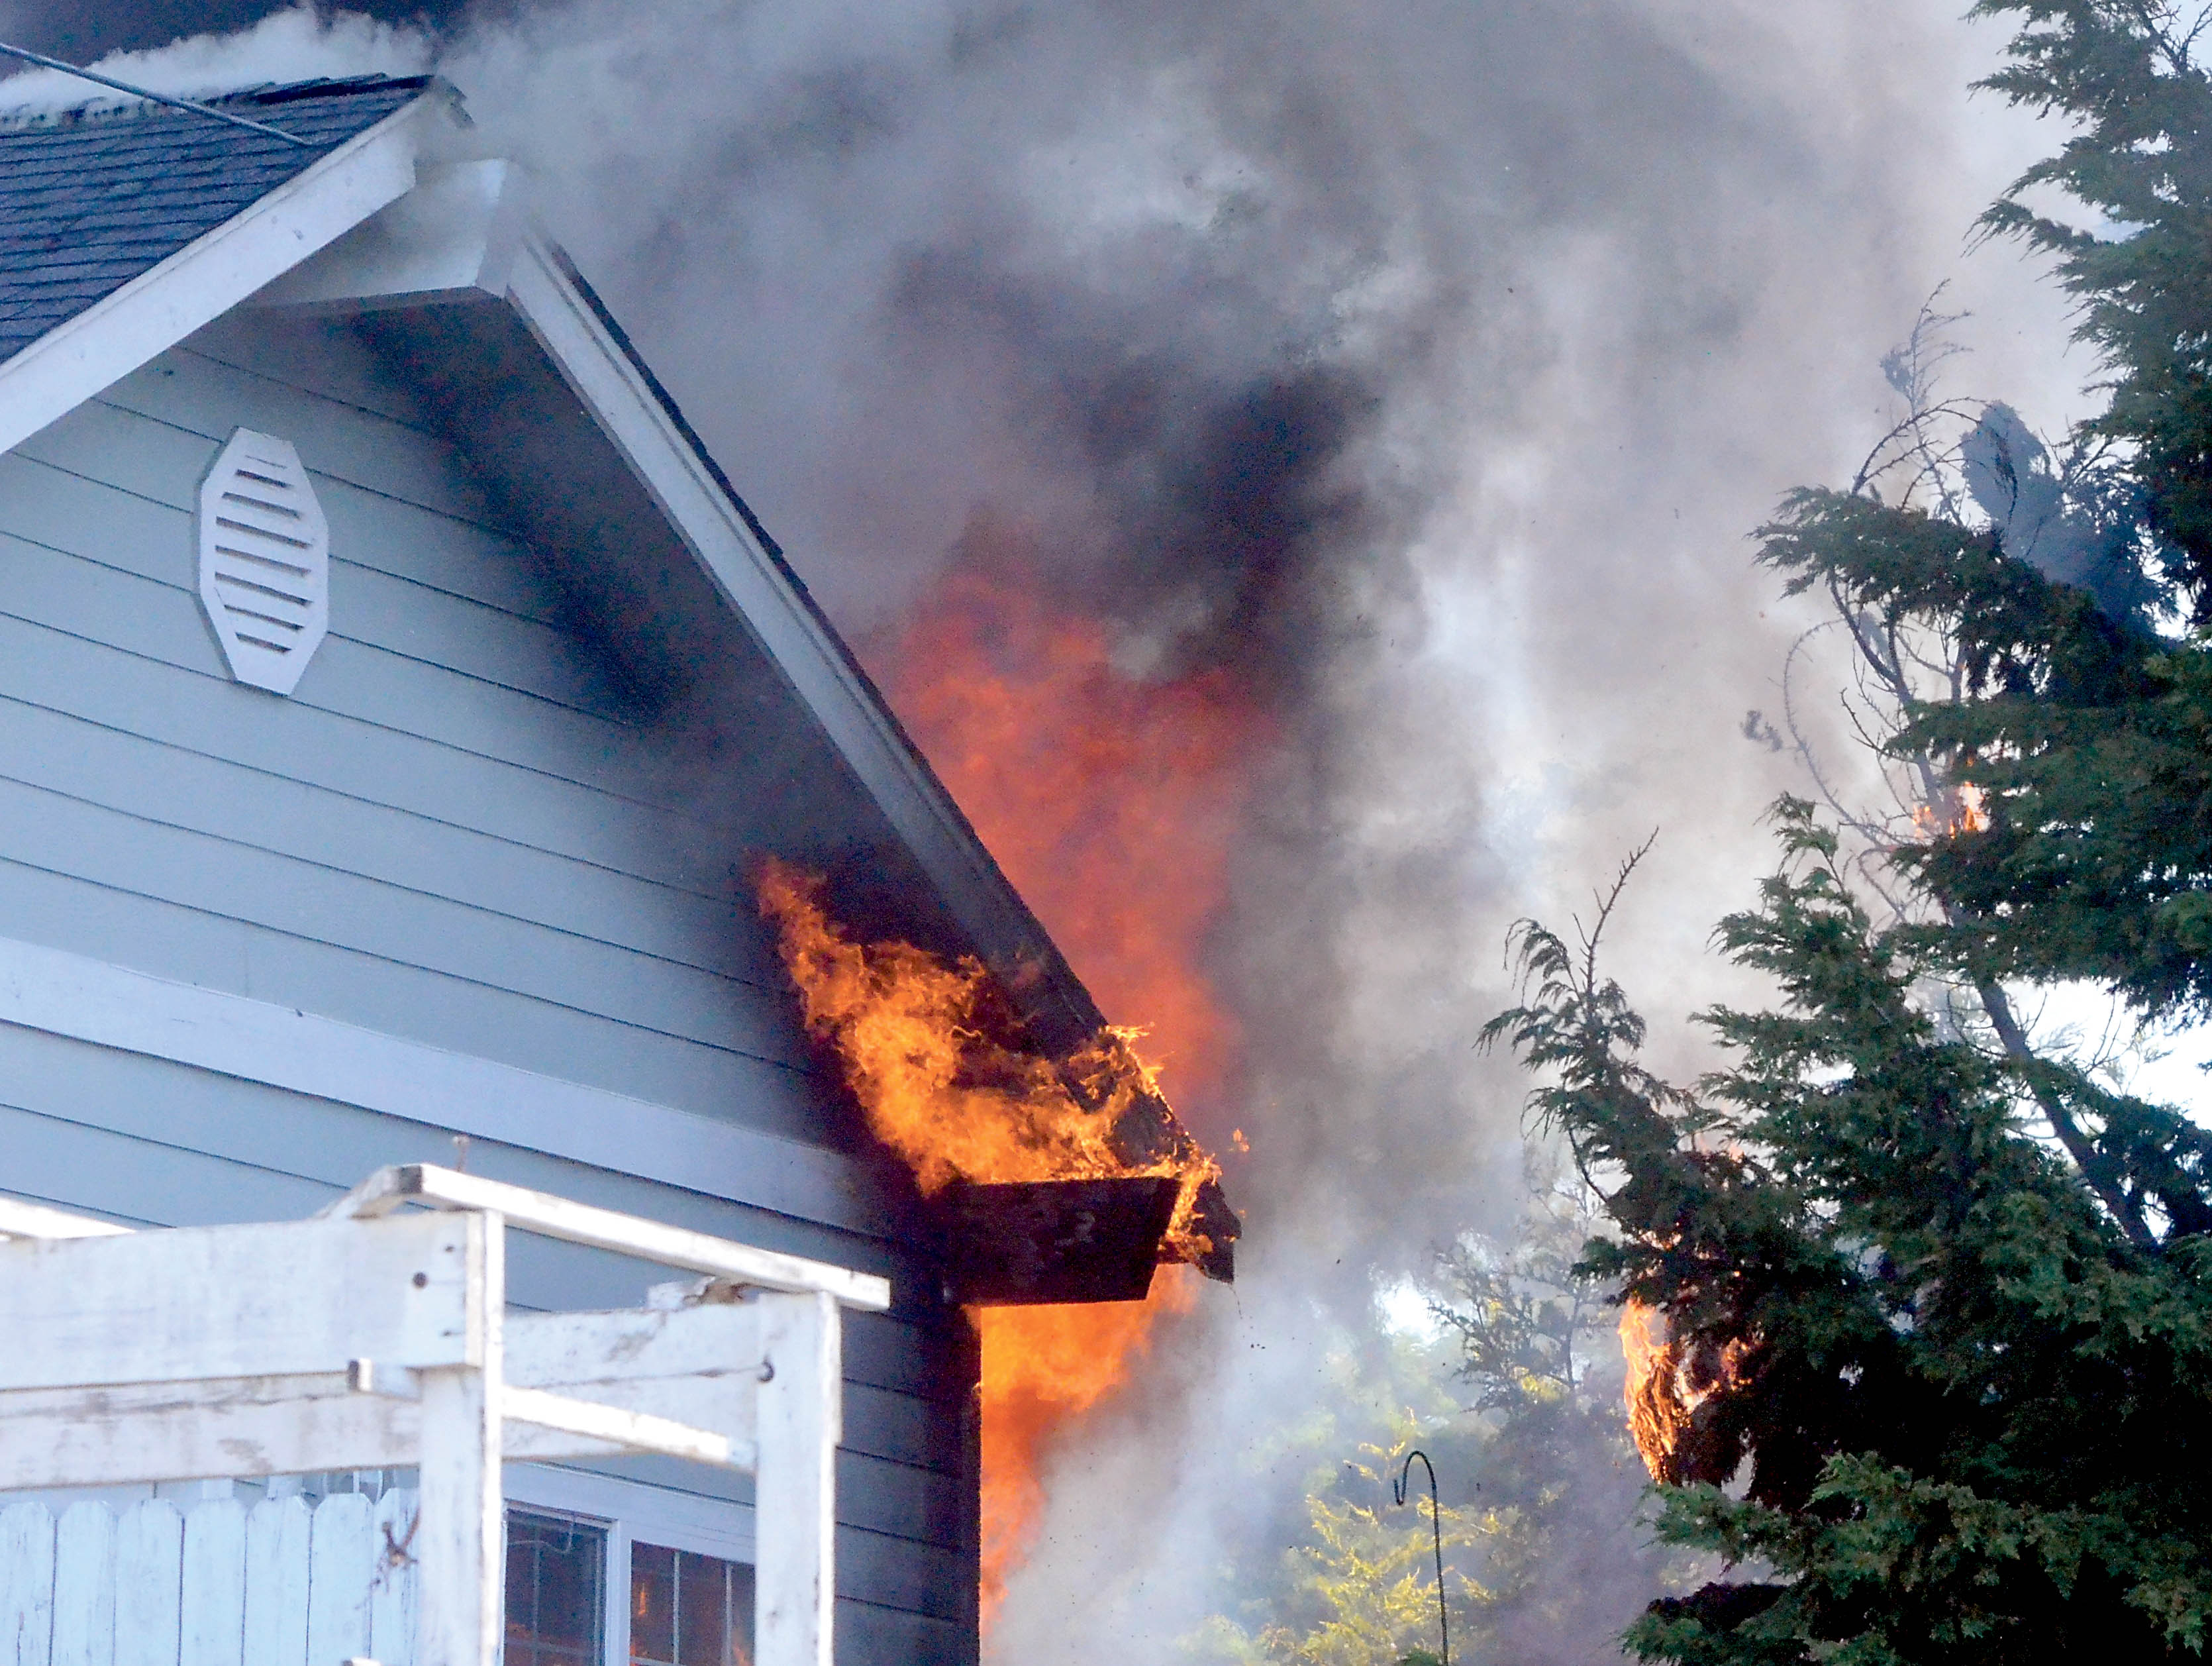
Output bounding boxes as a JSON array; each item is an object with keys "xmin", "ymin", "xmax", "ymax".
[{"xmin": 0, "ymin": 3, "xmax": 2128, "ymax": 1657}]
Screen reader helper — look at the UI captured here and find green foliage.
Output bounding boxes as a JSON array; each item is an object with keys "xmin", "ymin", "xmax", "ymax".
[
  {"xmin": 1972, "ymin": 1, "xmax": 2212, "ymax": 602},
  {"xmin": 1483, "ymin": 805, "xmax": 2212, "ymax": 1664},
  {"xmin": 1186, "ymin": 1165, "xmax": 1669, "ymax": 1666},
  {"xmin": 1815, "ymin": 2, "xmax": 2212, "ymax": 1043},
  {"xmin": 1249, "ymin": 1437, "xmax": 1490, "ymax": 1666}
]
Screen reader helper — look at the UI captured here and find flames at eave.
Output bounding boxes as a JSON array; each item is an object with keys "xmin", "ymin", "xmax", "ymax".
[{"xmin": 758, "ymin": 858, "xmax": 1240, "ymax": 1306}]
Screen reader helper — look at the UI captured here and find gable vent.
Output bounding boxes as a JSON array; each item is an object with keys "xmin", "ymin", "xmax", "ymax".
[{"xmin": 196, "ymin": 428, "xmax": 329, "ymax": 696}]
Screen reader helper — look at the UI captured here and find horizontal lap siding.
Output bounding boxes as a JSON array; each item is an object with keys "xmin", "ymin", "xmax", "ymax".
[
  {"xmin": 0, "ymin": 346, "xmax": 836, "ymax": 1125},
  {"xmin": 0, "ymin": 319, "xmax": 972, "ymax": 1660}
]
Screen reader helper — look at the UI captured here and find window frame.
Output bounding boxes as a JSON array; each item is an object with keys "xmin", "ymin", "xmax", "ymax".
[{"xmin": 505, "ymin": 1463, "xmax": 756, "ymax": 1666}]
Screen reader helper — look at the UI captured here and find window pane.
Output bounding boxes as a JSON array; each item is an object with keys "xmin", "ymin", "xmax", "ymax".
[
  {"xmin": 630, "ymin": 1541, "xmax": 677, "ymax": 1666},
  {"xmin": 629, "ymin": 1541, "xmax": 754, "ymax": 1666},
  {"xmin": 507, "ymin": 1510, "xmax": 607, "ymax": 1666}
]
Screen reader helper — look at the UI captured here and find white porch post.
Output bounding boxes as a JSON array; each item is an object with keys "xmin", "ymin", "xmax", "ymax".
[
  {"xmin": 412, "ymin": 1210, "xmax": 504, "ymax": 1666},
  {"xmin": 754, "ymin": 1290, "xmax": 840, "ymax": 1666}
]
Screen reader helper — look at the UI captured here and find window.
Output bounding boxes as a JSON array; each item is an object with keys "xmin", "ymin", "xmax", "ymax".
[
  {"xmin": 507, "ymin": 1511, "xmax": 607, "ymax": 1666},
  {"xmin": 499, "ymin": 1488, "xmax": 756, "ymax": 1666},
  {"xmin": 628, "ymin": 1541, "xmax": 755, "ymax": 1666}
]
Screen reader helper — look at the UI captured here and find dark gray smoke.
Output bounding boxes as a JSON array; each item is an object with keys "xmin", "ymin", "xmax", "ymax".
[{"xmin": 2, "ymin": 3, "xmax": 2084, "ymax": 1656}]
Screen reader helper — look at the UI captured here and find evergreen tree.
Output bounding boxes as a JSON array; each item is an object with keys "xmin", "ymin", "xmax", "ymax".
[{"xmin": 1478, "ymin": 5, "xmax": 2212, "ymax": 1659}]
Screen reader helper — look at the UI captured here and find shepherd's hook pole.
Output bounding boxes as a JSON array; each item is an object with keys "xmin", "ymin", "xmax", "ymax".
[
  {"xmin": 0, "ymin": 41, "xmax": 313, "ymax": 144},
  {"xmin": 1393, "ymin": 1447, "xmax": 1448, "ymax": 1666}
]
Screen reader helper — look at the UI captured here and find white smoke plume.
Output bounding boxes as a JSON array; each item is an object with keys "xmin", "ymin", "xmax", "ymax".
[
  {"xmin": 0, "ymin": 4, "xmax": 427, "ymax": 111},
  {"xmin": 7, "ymin": 3, "xmax": 2088, "ymax": 1656}
]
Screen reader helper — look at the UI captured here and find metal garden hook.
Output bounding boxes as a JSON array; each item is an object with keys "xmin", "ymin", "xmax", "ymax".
[{"xmin": 1392, "ymin": 1447, "xmax": 1448, "ymax": 1666}]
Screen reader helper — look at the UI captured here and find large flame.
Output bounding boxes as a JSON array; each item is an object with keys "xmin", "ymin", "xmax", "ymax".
[
  {"xmin": 756, "ymin": 862, "xmax": 1225, "ymax": 1263},
  {"xmin": 1619, "ymin": 1300, "xmax": 1692, "ymax": 1483},
  {"xmin": 861, "ymin": 530, "xmax": 1259, "ymax": 1622}
]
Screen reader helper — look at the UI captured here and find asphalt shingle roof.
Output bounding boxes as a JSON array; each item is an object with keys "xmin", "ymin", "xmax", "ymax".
[{"xmin": 0, "ymin": 75, "xmax": 434, "ymax": 368}]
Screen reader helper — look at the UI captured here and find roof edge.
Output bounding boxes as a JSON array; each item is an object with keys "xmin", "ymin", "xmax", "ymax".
[
  {"xmin": 0, "ymin": 79, "xmax": 451, "ymax": 456},
  {"xmin": 501, "ymin": 235, "xmax": 1109, "ymax": 1053}
]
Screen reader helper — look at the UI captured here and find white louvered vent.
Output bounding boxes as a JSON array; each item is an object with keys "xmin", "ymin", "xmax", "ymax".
[{"xmin": 196, "ymin": 428, "xmax": 330, "ymax": 696}]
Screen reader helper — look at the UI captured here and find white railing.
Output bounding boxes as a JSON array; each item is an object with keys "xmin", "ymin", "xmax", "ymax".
[{"xmin": 0, "ymin": 1167, "xmax": 889, "ymax": 1666}]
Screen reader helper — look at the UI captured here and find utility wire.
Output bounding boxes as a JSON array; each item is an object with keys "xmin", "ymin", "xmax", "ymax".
[{"xmin": 0, "ymin": 41, "xmax": 313, "ymax": 146}]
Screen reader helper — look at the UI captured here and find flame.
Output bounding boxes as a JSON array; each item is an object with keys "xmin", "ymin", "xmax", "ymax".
[
  {"xmin": 1912, "ymin": 780, "xmax": 1989, "ymax": 838},
  {"xmin": 1619, "ymin": 1300, "xmax": 1758, "ymax": 1485},
  {"xmin": 757, "ymin": 862, "xmax": 1224, "ymax": 1261},
  {"xmin": 844, "ymin": 526, "xmax": 1260, "ymax": 1624},
  {"xmin": 975, "ymin": 1272, "xmax": 1195, "ymax": 1614},
  {"xmin": 1619, "ymin": 1300, "xmax": 1692, "ymax": 1483},
  {"xmin": 874, "ymin": 528, "xmax": 1259, "ymax": 1106}
]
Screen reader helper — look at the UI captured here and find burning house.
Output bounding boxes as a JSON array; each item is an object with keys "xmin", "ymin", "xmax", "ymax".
[{"xmin": 0, "ymin": 70, "xmax": 1234, "ymax": 1665}]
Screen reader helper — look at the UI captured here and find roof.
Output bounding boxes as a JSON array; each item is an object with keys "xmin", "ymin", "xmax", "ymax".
[{"xmin": 0, "ymin": 75, "xmax": 434, "ymax": 368}]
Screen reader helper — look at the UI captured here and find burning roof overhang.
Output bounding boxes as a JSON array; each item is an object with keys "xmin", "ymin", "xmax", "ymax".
[
  {"xmin": 938, "ymin": 1077, "xmax": 1240, "ymax": 1306},
  {"xmin": 758, "ymin": 862, "xmax": 1240, "ymax": 1306}
]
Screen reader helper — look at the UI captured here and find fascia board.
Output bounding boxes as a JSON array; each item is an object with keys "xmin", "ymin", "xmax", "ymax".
[
  {"xmin": 0, "ymin": 94, "xmax": 440, "ymax": 458},
  {"xmin": 0, "ymin": 931, "xmax": 896, "ymax": 1239},
  {"xmin": 501, "ymin": 236, "xmax": 1101, "ymax": 1043}
]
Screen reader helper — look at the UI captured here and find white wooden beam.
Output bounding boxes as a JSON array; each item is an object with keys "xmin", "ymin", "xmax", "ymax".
[
  {"xmin": 0, "ymin": 1371, "xmax": 761, "ymax": 1489},
  {"xmin": 0, "ymin": 1378, "xmax": 417, "ymax": 1490},
  {"xmin": 323, "ymin": 1165, "xmax": 891, "ymax": 1311},
  {"xmin": 505, "ymin": 1301, "xmax": 764, "ymax": 1387},
  {"xmin": 499, "ymin": 1386, "xmax": 730, "ymax": 1467},
  {"xmin": 0, "ymin": 1212, "xmax": 481, "ymax": 1390},
  {"xmin": 0, "ymin": 1194, "xmax": 131, "ymax": 1239},
  {"xmin": 413, "ymin": 1212, "xmax": 500, "ymax": 1666}
]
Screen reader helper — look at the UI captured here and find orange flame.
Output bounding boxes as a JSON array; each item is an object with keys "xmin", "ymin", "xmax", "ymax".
[
  {"xmin": 860, "ymin": 525, "xmax": 1261, "ymax": 1623},
  {"xmin": 1619, "ymin": 1301, "xmax": 1692, "ymax": 1483},
  {"xmin": 756, "ymin": 862, "xmax": 1225, "ymax": 1262},
  {"xmin": 1912, "ymin": 780, "xmax": 1989, "ymax": 838},
  {"xmin": 1619, "ymin": 1300, "xmax": 1758, "ymax": 1485}
]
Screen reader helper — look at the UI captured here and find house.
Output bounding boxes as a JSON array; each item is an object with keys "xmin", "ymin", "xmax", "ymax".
[{"xmin": 0, "ymin": 71, "xmax": 1231, "ymax": 1666}]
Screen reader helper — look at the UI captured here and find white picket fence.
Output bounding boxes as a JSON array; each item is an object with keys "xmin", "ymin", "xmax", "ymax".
[{"xmin": 0, "ymin": 1491, "xmax": 419, "ymax": 1666}]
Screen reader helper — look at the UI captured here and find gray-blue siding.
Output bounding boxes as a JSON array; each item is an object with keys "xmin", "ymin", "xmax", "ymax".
[{"xmin": 0, "ymin": 321, "xmax": 974, "ymax": 1662}]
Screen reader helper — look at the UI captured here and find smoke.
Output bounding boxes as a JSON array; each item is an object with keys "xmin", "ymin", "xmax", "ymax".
[
  {"xmin": 446, "ymin": 7, "xmax": 2078, "ymax": 1649},
  {"xmin": 0, "ymin": 4, "xmax": 428, "ymax": 111},
  {"xmin": 5, "ymin": 0, "xmax": 2086, "ymax": 1655}
]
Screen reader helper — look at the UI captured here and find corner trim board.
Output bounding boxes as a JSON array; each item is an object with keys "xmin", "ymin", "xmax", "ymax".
[{"xmin": 0, "ymin": 933, "xmax": 891, "ymax": 1235}]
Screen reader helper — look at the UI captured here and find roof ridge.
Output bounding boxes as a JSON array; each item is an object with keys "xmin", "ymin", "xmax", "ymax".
[{"xmin": 0, "ymin": 70, "xmax": 430, "ymax": 133}]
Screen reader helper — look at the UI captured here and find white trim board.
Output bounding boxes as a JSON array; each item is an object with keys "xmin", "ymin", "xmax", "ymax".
[
  {"xmin": 0, "ymin": 91, "xmax": 452, "ymax": 458},
  {"xmin": 0, "ymin": 933, "xmax": 893, "ymax": 1237},
  {"xmin": 496, "ymin": 238, "xmax": 1098, "ymax": 1045}
]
